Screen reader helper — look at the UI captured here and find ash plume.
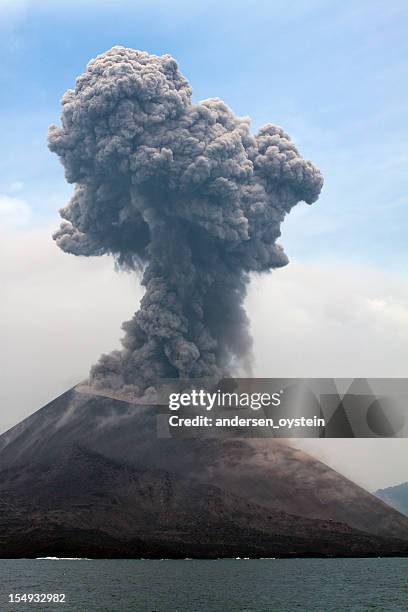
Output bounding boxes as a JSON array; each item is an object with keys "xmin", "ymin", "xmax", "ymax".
[{"xmin": 49, "ymin": 46, "xmax": 323, "ymax": 395}]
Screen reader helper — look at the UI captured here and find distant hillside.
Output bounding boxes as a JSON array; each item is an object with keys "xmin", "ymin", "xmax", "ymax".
[{"xmin": 375, "ymin": 483, "xmax": 408, "ymax": 516}]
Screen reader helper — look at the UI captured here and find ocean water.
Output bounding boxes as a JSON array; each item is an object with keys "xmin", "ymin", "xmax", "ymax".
[{"xmin": 0, "ymin": 558, "xmax": 407, "ymax": 611}]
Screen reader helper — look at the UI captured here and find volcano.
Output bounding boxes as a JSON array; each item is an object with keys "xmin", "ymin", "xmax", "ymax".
[{"xmin": 0, "ymin": 387, "xmax": 407, "ymax": 558}]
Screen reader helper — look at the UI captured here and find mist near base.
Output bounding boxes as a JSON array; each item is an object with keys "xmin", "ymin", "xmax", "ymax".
[{"xmin": 49, "ymin": 46, "xmax": 323, "ymax": 395}]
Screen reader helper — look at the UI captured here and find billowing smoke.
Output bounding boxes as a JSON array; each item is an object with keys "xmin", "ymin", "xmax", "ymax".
[{"xmin": 49, "ymin": 46, "xmax": 323, "ymax": 396}]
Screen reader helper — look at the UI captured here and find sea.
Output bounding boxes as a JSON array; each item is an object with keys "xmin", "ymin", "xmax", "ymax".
[{"xmin": 0, "ymin": 558, "xmax": 407, "ymax": 611}]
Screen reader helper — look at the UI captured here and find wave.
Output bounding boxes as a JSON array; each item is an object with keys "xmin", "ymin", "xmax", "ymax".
[{"xmin": 35, "ymin": 557, "xmax": 91, "ymax": 560}]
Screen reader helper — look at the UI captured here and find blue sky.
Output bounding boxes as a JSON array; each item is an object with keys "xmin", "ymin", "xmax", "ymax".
[{"xmin": 1, "ymin": 0, "xmax": 407, "ymax": 270}]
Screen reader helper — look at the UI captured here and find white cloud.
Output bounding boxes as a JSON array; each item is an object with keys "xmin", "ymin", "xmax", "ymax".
[
  {"xmin": 246, "ymin": 260, "xmax": 408, "ymax": 378},
  {"xmin": 0, "ymin": 225, "xmax": 140, "ymax": 432},
  {"xmin": 0, "ymin": 194, "xmax": 31, "ymax": 228}
]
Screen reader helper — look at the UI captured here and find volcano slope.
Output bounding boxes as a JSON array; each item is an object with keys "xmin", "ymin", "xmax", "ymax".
[{"xmin": 0, "ymin": 387, "xmax": 407, "ymax": 558}]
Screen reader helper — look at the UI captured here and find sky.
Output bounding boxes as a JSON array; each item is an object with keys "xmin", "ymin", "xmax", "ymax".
[{"xmin": 1, "ymin": 0, "xmax": 407, "ymax": 490}]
